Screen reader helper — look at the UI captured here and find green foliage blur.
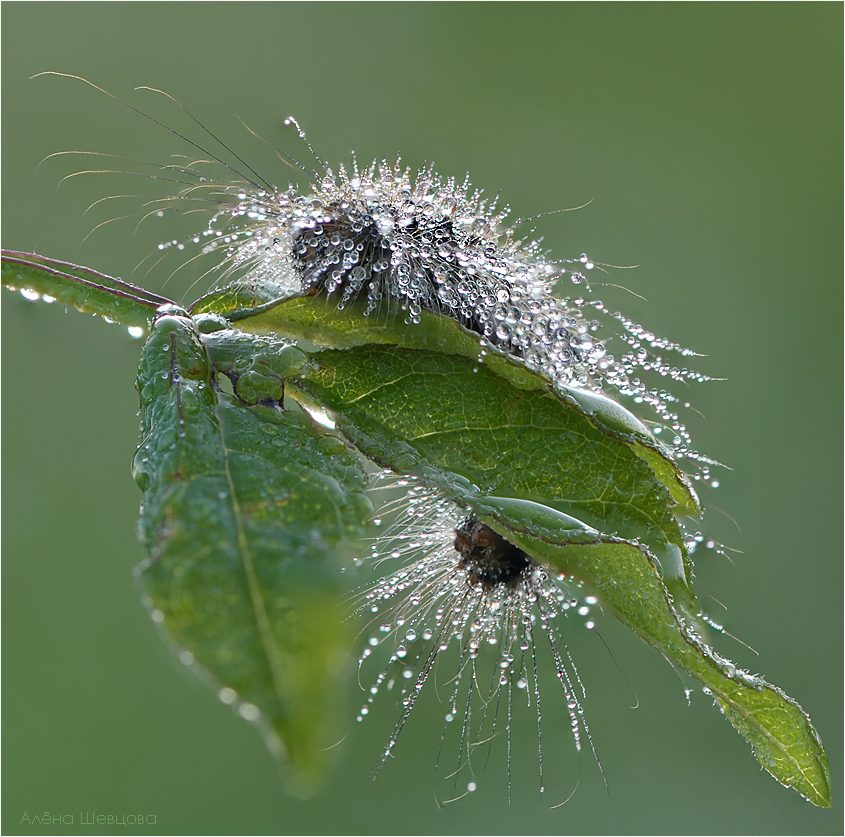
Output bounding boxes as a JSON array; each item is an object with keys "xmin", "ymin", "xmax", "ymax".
[{"xmin": 2, "ymin": 3, "xmax": 841, "ymax": 834}]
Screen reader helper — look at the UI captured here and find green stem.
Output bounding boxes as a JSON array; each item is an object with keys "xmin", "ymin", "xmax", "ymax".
[{"xmin": 2, "ymin": 250, "xmax": 169, "ymax": 328}]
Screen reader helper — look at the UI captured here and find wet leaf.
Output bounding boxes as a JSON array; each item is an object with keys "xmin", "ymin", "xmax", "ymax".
[
  {"xmin": 718, "ymin": 686, "xmax": 831, "ymax": 808},
  {"xmin": 290, "ymin": 343, "xmax": 686, "ymax": 551},
  {"xmin": 134, "ymin": 308, "xmax": 371, "ymax": 795}
]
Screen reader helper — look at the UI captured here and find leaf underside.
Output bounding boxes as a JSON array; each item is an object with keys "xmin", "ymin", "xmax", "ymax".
[{"xmin": 134, "ymin": 310, "xmax": 370, "ymax": 795}]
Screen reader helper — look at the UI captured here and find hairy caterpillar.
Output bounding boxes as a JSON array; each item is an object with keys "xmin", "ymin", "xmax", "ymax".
[{"xmin": 40, "ymin": 73, "xmax": 719, "ymax": 483}]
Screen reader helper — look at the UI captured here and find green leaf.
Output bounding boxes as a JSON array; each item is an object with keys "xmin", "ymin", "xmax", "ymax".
[
  {"xmin": 1, "ymin": 249, "xmax": 168, "ymax": 328},
  {"xmin": 718, "ymin": 687, "xmax": 831, "ymax": 808},
  {"xmin": 235, "ymin": 294, "xmax": 701, "ymax": 518},
  {"xmin": 290, "ymin": 343, "xmax": 686, "ymax": 551},
  {"xmin": 200, "ymin": 324, "xmax": 310, "ymax": 406},
  {"xmin": 190, "ymin": 284, "xmax": 285, "ymax": 318},
  {"xmin": 133, "ymin": 308, "xmax": 371, "ymax": 795}
]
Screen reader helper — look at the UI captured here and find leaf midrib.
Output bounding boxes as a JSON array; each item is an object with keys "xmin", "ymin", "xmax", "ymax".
[{"xmin": 214, "ymin": 395, "xmax": 289, "ymax": 707}]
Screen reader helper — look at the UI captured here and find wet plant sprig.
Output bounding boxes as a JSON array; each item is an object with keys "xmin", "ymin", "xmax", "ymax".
[{"xmin": 0, "ymin": 76, "xmax": 831, "ymax": 807}]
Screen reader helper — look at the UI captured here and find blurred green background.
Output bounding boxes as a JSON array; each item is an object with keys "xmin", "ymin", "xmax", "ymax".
[{"xmin": 2, "ymin": 3, "xmax": 841, "ymax": 834}]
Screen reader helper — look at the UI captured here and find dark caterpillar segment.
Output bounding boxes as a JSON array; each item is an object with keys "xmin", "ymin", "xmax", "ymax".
[
  {"xmin": 453, "ymin": 517, "xmax": 532, "ymax": 589},
  {"xmin": 291, "ymin": 214, "xmax": 390, "ymax": 294},
  {"xmin": 289, "ymin": 205, "xmax": 489, "ymax": 334}
]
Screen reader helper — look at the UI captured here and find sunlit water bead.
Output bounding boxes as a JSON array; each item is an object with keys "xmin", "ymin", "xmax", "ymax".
[
  {"xmin": 682, "ymin": 527, "xmax": 730, "ymax": 559},
  {"xmin": 18, "ymin": 287, "xmax": 58, "ymax": 309},
  {"xmin": 213, "ymin": 685, "xmax": 261, "ymax": 723}
]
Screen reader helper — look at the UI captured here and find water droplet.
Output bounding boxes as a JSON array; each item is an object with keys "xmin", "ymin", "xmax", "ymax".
[{"xmin": 218, "ymin": 687, "xmax": 237, "ymax": 704}]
